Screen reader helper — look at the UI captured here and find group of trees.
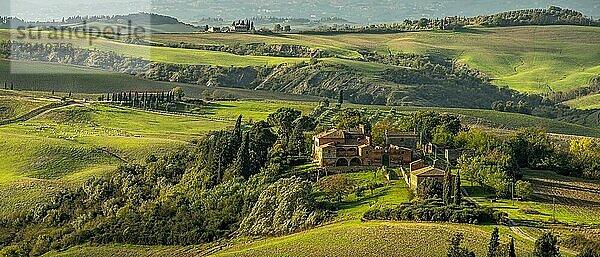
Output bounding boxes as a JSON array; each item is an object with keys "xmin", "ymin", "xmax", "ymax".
[
  {"xmin": 103, "ymin": 89, "xmax": 178, "ymax": 110},
  {"xmin": 303, "ymin": 7, "xmax": 598, "ymax": 34},
  {"xmin": 363, "ymin": 199, "xmax": 501, "ymax": 224},
  {"xmin": 492, "ymin": 100, "xmax": 531, "ymax": 114},
  {"xmin": 547, "ymin": 76, "xmax": 600, "ymax": 103},
  {"xmin": 458, "ymin": 127, "xmax": 600, "ymax": 199},
  {"xmin": 0, "ymin": 107, "xmax": 329, "ymax": 256},
  {"xmin": 153, "ymin": 41, "xmax": 328, "ymax": 58},
  {"xmin": 469, "ymin": 6, "xmax": 598, "ymax": 27},
  {"xmin": 272, "ymin": 24, "xmax": 292, "ymax": 32},
  {"xmin": 448, "ymin": 229, "xmax": 565, "ymax": 257}
]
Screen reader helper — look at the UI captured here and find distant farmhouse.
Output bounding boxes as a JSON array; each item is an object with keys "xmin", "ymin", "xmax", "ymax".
[
  {"xmin": 229, "ymin": 20, "xmax": 254, "ymax": 32},
  {"xmin": 206, "ymin": 19, "xmax": 254, "ymax": 33},
  {"xmin": 312, "ymin": 125, "xmax": 417, "ymax": 169}
]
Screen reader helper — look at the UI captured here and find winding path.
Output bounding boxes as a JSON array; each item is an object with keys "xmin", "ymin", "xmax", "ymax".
[{"xmin": 0, "ymin": 100, "xmax": 76, "ymax": 126}]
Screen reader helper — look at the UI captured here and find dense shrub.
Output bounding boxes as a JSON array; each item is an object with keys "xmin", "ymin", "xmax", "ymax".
[
  {"xmin": 238, "ymin": 177, "xmax": 327, "ymax": 236},
  {"xmin": 363, "ymin": 200, "xmax": 505, "ymax": 224}
]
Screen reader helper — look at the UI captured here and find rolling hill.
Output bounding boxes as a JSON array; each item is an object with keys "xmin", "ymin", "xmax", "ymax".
[{"xmin": 151, "ymin": 26, "xmax": 600, "ymax": 94}]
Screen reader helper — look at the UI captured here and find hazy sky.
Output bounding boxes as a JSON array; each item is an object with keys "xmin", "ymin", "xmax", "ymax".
[{"xmin": 2, "ymin": 0, "xmax": 599, "ymax": 23}]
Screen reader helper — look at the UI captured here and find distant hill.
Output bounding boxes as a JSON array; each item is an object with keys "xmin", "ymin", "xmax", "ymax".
[
  {"xmin": 0, "ymin": 13, "xmax": 199, "ymax": 33},
  {"xmin": 3, "ymin": 0, "xmax": 600, "ymax": 24}
]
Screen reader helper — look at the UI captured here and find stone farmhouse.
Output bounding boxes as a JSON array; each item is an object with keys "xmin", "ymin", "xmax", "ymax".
[
  {"xmin": 407, "ymin": 159, "xmax": 449, "ymax": 189},
  {"xmin": 312, "ymin": 125, "xmax": 417, "ymax": 168}
]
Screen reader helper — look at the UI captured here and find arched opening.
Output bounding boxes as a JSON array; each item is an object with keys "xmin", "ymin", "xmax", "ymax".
[
  {"xmin": 349, "ymin": 158, "xmax": 362, "ymax": 166},
  {"xmin": 336, "ymin": 158, "xmax": 349, "ymax": 167}
]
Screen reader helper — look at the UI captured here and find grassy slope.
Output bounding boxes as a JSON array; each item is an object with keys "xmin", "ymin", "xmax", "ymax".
[
  {"xmin": 0, "ymin": 98, "xmax": 316, "ymax": 215},
  {"xmin": 44, "ymin": 222, "xmax": 534, "ymax": 257},
  {"xmin": 5, "ymin": 26, "xmax": 599, "ymax": 93},
  {"xmin": 0, "ymin": 96, "xmax": 51, "ymax": 121},
  {"xmin": 0, "ymin": 29, "xmax": 307, "ymax": 67},
  {"xmin": 151, "ymin": 26, "xmax": 600, "ymax": 94},
  {"xmin": 0, "ymin": 60, "xmax": 172, "ymax": 93},
  {"xmin": 564, "ymin": 93, "xmax": 600, "ymax": 110},
  {"xmin": 0, "ymin": 60, "xmax": 325, "ymax": 102}
]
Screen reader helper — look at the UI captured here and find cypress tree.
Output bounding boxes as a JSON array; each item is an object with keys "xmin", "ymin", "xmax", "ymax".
[
  {"xmin": 338, "ymin": 89, "xmax": 344, "ymax": 105},
  {"xmin": 443, "ymin": 165, "xmax": 452, "ymax": 205},
  {"xmin": 234, "ymin": 115, "xmax": 243, "ymax": 143},
  {"xmin": 488, "ymin": 227, "xmax": 500, "ymax": 257},
  {"xmin": 534, "ymin": 233, "xmax": 560, "ymax": 257},
  {"xmin": 453, "ymin": 170, "xmax": 462, "ymax": 205},
  {"xmin": 238, "ymin": 132, "xmax": 251, "ymax": 179},
  {"xmin": 508, "ymin": 237, "xmax": 516, "ymax": 257}
]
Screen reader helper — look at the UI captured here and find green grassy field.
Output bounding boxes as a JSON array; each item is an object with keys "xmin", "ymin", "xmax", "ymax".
[
  {"xmin": 4, "ymin": 26, "xmax": 598, "ymax": 94},
  {"xmin": 565, "ymin": 93, "xmax": 600, "ymax": 110},
  {"xmin": 0, "ymin": 96, "xmax": 51, "ymax": 121},
  {"xmin": 150, "ymin": 26, "xmax": 600, "ymax": 94},
  {"xmin": 42, "ymin": 222, "xmax": 534, "ymax": 257}
]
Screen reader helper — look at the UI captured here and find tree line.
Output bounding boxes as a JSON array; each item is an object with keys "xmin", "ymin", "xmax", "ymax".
[
  {"xmin": 300, "ymin": 7, "xmax": 599, "ymax": 34},
  {"xmin": 145, "ymin": 41, "xmax": 329, "ymax": 58}
]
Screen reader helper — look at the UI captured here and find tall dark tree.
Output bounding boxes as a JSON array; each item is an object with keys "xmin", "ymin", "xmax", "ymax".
[
  {"xmin": 234, "ymin": 115, "xmax": 243, "ymax": 148},
  {"xmin": 287, "ymin": 116, "xmax": 315, "ymax": 156},
  {"xmin": 248, "ymin": 121, "xmax": 278, "ymax": 172},
  {"xmin": 534, "ymin": 233, "xmax": 560, "ymax": 257},
  {"xmin": 447, "ymin": 233, "xmax": 476, "ymax": 257},
  {"xmin": 453, "ymin": 170, "xmax": 462, "ymax": 205},
  {"xmin": 267, "ymin": 108, "xmax": 301, "ymax": 148},
  {"xmin": 443, "ymin": 166, "xmax": 452, "ymax": 205},
  {"xmin": 229, "ymin": 132, "xmax": 251, "ymax": 180},
  {"xmin": 338, "ymin": 89, "xmax": 344, "ymax": 105},
  {"xmin": 509, "ymin": 237, "xmax": 516, "ymax": 257},
  {"xmin": 488, "ymin": 227, "xmax": 500, "ymax": 257}
]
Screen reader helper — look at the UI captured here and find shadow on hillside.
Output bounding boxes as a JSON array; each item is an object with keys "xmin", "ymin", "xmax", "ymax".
[
  {"xmin": 532, "ymin": 179, "xmax": 600, "ymax": 195},
  {"xmin": 334, "ymin": 188, "xmax": 391, "ymax": 211},
  {"xmin": 198, "ymin": 102, "xmax": 237, "ymax": 115},
  {"xmin": 533, "ymin": 193, "xmax": 600, "ymax": 207},
  {"xmin": 454, "ymin": 28, "xmax": 494, "ymax": 34}
]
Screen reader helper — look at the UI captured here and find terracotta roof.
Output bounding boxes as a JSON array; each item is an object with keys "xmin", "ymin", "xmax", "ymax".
[
  {"xmin": 410, "ymin": 166, "xmax": 446, "ymax": 177},
  {"xmin": 314, "ymin": 129, "xmax": 345, "ymax": 139}
]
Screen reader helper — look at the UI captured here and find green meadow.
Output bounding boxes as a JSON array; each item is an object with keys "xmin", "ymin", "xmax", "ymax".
[
  {"xmin": 44, "ymin": 222, "xmax": 536, "ymax": 257},
  {"xmin": 151, "ymin": 26, "xmax": 600, "ymax": 94},
  {"xmin": 4, "ymin": 25, "xmax": 599, "ymax": 94},
  {"xmin": 565, "ymin": 93, "xmax": 600, "ymax": 110}
]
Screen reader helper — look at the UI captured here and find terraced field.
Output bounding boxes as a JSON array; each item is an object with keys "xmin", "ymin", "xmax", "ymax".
[{"xmin": 466, "ymin": 170, "xmax": 600, "ymax": 226}]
